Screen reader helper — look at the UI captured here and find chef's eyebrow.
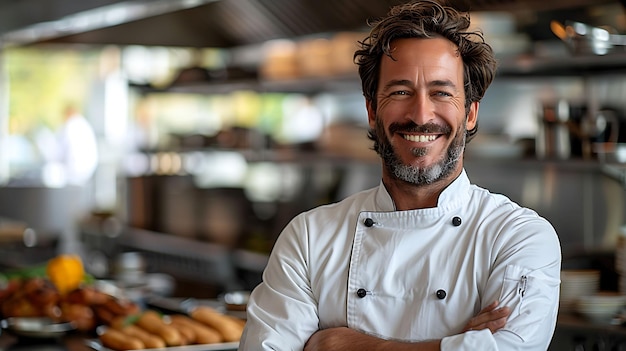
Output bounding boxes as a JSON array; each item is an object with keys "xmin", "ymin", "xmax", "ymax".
[
  {"xmin": 430, "ymin": 79, "xmax": 457, "ymax": 90},
  {"xmin": 382, "ymin": 79, "xmax": 458, "ymax": 91},
  {"xmin": 382, "ymin": 79, "xmax": 412, "ymax": 91}
]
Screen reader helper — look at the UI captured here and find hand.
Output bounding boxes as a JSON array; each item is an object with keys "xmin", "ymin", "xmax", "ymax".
[{"xmin": 462, "ymin": 300, "xmax": 511, "ymax": 334}]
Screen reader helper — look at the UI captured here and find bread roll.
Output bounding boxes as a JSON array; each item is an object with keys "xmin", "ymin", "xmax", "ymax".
[
  {"xmin": 111, "ymin": 316, "xmax": 166, "ymax": 349},
  {"xmin": 135, "ymin": 310, "xmax": 183, "ymax": 346},
  {"xmin": 100, "ymin": 327, "xmax": 145, "ymax": 350},
  {"xmin": 170, "ymin": 314, "xmax": 223, "ymax": 344},
  {"xmin": 190, "ymin": 306, "xmax": 244, "ymax": 342}
]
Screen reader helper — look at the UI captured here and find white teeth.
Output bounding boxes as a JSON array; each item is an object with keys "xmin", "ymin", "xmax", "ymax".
[{"xmin": 403, "ymin": 134, "xmax": 437, "ymax": 142}]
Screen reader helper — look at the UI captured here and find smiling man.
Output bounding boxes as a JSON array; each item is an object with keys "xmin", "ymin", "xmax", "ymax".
[
  {"xmin": 239, "ymin": 1, "xmax": 562, "ymax": 350},
  {"xmin": 370, "ymin": 37, "xmax": 473, "ymax": 210}
]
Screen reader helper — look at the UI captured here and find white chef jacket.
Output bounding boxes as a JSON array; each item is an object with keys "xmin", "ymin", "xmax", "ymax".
[{"xmin": 239, "ymin": 170, "xmax": 561, "ymax": 351}]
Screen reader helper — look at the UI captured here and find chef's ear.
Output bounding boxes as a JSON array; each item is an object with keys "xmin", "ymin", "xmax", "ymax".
[{"xmin": 466, "ymin": 101, "xmax": 479, "ymax": 130}]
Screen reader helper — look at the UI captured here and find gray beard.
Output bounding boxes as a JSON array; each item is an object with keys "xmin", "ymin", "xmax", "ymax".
[{"xmin": 374, "ymin": 118, "xmax": 466, "ymax": 186}]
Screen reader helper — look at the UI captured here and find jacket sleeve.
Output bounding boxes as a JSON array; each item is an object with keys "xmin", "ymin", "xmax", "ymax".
[
  {"xmin": 443, "ymin": 211, "xmax": 562, "ymax": 351},
  {"xmin": 239, "ymin": 214, "xmax": 318, "ymax": 351}
]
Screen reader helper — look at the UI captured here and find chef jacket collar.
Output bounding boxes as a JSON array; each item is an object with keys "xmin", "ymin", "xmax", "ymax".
[{"xmin": 374, "ymin": 169, "xmax": 471, "ymax": 212}]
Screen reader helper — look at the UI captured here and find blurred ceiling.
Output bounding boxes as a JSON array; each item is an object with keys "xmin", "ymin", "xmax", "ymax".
[{"xmin": 0, "ymin": 0, "xmax": 623, "ymax": 48}]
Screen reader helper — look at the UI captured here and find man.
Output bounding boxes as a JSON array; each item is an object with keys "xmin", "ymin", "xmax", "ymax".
[
  {"xmin": 239, "ymin": 1, "xmax": 561, "ymax": 350},
  {"xmin": 56, "ymin": 104, "xmax": 99, "ymax": 186}
]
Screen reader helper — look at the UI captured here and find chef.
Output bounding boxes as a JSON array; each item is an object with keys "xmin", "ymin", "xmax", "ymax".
[{"xmin": 239, "ymin": 1, "xmax": 561, "ymax": 350}]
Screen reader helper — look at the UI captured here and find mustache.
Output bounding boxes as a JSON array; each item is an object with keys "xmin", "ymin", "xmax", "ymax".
[{"xmin": 388, "ymin": 121, "xmax": 451, "ymax": 135}]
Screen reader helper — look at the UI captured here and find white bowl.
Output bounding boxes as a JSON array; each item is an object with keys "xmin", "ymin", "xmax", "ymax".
[{"xmin": 576, "ymin": 292, "xmax": 626, "ymax": 324}]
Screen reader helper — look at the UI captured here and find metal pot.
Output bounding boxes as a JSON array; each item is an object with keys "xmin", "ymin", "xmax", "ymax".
[{"xmin": 551, "ymin": 20, "xmax": 626, "ymax": 56}]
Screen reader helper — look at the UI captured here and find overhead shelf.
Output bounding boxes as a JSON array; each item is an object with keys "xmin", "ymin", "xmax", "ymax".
[
  {"xmin": 130, "ymin": 72, "xmax": 362, "ymax": 95},
  {"xmin": 130, "ymin": 49, "xmax": 626, "ymax": 96},
  {"xmin": 497, "ymin": 51, "xmax": 626, "ymax": 76}
]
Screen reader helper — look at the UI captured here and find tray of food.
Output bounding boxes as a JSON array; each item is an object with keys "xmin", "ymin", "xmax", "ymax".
[
  {"xmin": 89, "ymin": 307, "xmax": 245, "ymax": 351},
  {"xmin": 0, "ymin": 254, "xmax": 246, "ymax": 350},
  {"xmin": 86, "ymin": 339, "xmax": 239, "ymax": 351}
]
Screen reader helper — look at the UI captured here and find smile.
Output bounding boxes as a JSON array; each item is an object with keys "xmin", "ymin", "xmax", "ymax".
[{"xmin": 402, "ymin": 134, "xmax": 438, "ymax": 142}]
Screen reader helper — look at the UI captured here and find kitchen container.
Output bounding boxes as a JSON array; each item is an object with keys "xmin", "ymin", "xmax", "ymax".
[{"xmin": 576, "ymin": 292, "xmax": 626, "ymax": 324}]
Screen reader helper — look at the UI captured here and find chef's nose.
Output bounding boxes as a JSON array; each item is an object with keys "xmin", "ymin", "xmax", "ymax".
[{"xmin": 407, "ymin": 94, "xmax": 435, "ymax": 124}]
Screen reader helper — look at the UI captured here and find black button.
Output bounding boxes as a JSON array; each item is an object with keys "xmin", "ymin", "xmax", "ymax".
[
  {"xmin": 436, "ymin": 289, "xmax": 447, "ymax": 299},
  {"xmin": 357, "ymin": 288, "xmax": 367, "ymax": 298},
  {"xmin": 364, "ymin": 218, "xmax": 375, "ymax": 227},
  {"xmin": 452, "ymin": 216, "xmax": 462, "ymax": 226}
]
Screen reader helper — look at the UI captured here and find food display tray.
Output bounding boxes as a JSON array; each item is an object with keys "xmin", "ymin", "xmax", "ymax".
[{"xmin": 86, "ymin": 339, "xmax": 239, "ymax": 351}]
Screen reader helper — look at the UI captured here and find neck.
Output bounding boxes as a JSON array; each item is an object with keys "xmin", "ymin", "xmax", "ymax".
[{"xmin": 382, "ymin": 167, "xmax": 462, "ymax": 211}]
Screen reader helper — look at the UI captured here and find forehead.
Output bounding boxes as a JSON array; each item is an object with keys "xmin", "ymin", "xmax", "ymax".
[{"xmin": 381, "ymin": 37, "xmax": 463, "ymax": 81}]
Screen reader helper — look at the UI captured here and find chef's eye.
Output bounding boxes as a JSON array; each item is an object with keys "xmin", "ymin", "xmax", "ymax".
[{"xmin": 434, "ymin": 91, "xmax": 452, "ymax": 97}]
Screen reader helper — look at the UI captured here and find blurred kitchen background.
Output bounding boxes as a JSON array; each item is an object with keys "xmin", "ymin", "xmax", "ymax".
[{"xmin": 2, "ymin": 0, "xmax": 626, "ymax": 348}]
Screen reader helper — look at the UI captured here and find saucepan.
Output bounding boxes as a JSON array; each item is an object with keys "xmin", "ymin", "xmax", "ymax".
[{"xmin": 550, "ymin": 20, "xmax": 626, "ymax": 55}]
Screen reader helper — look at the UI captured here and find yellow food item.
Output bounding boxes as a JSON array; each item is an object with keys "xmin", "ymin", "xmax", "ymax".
[{"xmin": 46, "ymin": 254, "xmax": 85, "ymax": 295}]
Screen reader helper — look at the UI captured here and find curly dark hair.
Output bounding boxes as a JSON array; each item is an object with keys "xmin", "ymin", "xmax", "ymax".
[{"xmin": 354, "ymin": 0, "xmax": 497, "ymax": 143}]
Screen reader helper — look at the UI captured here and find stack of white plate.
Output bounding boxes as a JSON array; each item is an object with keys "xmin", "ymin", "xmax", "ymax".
[
  {"xmin": 576, "ymin": 292, "xmax": 626, "ymax": 324},
  {"xmin": 616, "ymin": 235, "xmax": 626, "ymax": 293},
  {"xmin": 560, "ymin": 269, "xmax": 600, "ymax": 311}
]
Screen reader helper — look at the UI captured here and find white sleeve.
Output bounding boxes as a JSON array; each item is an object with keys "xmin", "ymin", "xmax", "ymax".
[
  {"xmin": 441, "ymin": 329, "xmax": 497, "ymax": 350},
  {"xmin": 239, "ymin": 214, "xmax": 318, "ymax": 351}
]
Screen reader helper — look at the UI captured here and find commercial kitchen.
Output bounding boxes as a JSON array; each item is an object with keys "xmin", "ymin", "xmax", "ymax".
[{"xmin": 1, "ymin": 0, "xmax": 626, "ymax": 349}]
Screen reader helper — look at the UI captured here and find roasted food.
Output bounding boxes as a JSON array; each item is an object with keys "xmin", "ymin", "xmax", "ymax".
[{"xmin": 0, "ymin": 255, "xmax": 246, "ymax": 350}]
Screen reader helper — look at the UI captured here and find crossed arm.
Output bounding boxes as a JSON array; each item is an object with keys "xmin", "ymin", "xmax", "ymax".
[{"xmin": 304, "ymin": 301, "xmax": 511, "ymax": 351}]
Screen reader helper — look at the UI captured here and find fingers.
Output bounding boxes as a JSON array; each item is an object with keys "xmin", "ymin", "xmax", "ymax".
[
  {"xmin": 463, "ymin": 301, "xmax": 512, "ymax": 333},
  {"xmin": 475, "ymin": 309, "xmax": 509, "ymax": 333},
  {"xmin": 478, "ymin": 300, "xmax": 499, "ymax": 314}
]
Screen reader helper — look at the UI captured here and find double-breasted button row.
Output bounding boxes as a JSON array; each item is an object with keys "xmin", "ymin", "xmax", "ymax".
[
  {"xmin": 364, "ymin": 217, "xmax": 461, "ymax": 227},
  {"xmin": 357, "ymin": 288, "xmax": 446, "ymax": 299}
]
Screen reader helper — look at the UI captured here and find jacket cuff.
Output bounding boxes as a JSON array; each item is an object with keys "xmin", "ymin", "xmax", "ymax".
[{"xmin": 440, "ymin": 329, "xmax": 497, "ymax": 351}]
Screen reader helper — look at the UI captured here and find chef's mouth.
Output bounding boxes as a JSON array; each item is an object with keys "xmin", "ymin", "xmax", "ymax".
[
  {"xmin": 402, "ymin": 134, "xmax": 439, "ymax": 142},
  {"xmin": 389, "ymin": 122, "xmax": 451, "ymax": 136}
]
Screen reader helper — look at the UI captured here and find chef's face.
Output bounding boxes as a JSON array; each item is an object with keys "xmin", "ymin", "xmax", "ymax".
[{"xmin": 367, "ymin": 37, "xmax": 478, "ymax": 186}]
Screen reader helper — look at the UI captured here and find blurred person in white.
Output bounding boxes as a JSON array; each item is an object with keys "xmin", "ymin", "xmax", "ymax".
[
  {"xmin": 239, "ymin": 1, "xmax": 561, "ymax": 350},
  {"xmin": 54, "ymin": 104, "xmax": 99, "ymax": 186},
  {"xmin": 48, "ymin": 104, "xmax": 99, "ymax": 255}
]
